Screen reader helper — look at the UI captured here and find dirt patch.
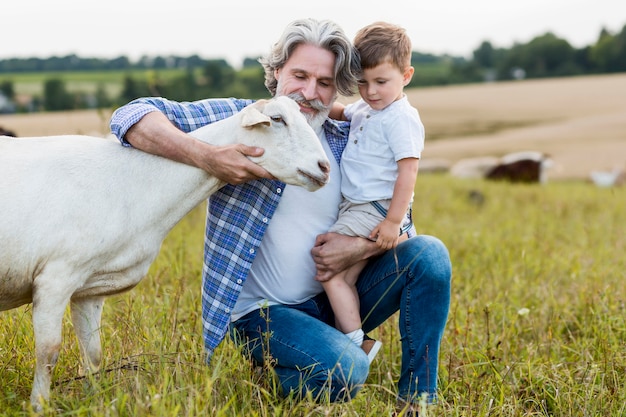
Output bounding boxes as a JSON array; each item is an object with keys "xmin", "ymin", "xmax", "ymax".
[
  {"xmin": 2, "ymin": 73, "xmax": 625, "ymax": 180},
  {"xmin": 0, "ymin": 108, "xmax": 114, "ymax": 137}
]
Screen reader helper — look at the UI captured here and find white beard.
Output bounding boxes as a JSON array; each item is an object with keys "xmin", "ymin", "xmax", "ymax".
[
  {"xmin": 276, "ymin": 82, "xmax": 332, "ymax": 131},
  {"xmin": 303, "ymin": 105, "xmax": 330, "ymax": 131}
]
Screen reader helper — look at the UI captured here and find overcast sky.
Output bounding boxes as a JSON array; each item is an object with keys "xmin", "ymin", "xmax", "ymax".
[{"xmin": 4, "ymin": 0, "xmax": 624, "ymax": 67}]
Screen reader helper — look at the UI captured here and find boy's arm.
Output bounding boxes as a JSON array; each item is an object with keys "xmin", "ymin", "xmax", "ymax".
[
  {"xmin": 370, "ymin": 157, "xmax": 420, "ymax": 249},
  {"xmin": 329, "ymin": 102, "xmax": 347, "ymax": 121}
]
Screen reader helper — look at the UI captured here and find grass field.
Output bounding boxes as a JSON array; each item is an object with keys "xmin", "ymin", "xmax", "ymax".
[
  {"xmin": 0, "ymin": 68, "xmax": 191, "ymax": 97},
  {"xmin": 1, "ymin": 176, "xmax": 624, "ymax": 416},
  {"xmin": 1, "ymin": 74, "xmax": 625, "ymax": 416}
]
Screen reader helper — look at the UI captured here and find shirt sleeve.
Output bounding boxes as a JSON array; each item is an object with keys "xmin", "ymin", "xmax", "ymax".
[
  {"xmin": 109, "ymin": 97, "xmax": 254, "ymax": 146},
  {"xmin": 384, "ymin": 108, "xmax": 425, "ymax": 161},
  {"xmin": 343, "ymin": 101, "xmax": 357, "ymax": 121}
]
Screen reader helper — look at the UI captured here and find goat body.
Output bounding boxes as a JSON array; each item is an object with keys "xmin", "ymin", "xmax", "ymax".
[
  {"xmin": 486, "ymin": 151, "xmax": 553, "ymax": 183},
  {"xmin": 0, "ymin": 96, "xmax": 330, "ymax": 411}
]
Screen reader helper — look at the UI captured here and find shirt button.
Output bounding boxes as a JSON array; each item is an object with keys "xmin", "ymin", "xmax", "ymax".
[
  {"xmin": 236, "ymin": 279, "xmax": 243, "ymax": 284},
  {"xmin": 225, "ymin": 308, "xmax": 230, "ymax": 313},
  {"xmin": 262, "ymin": 217, "xmax": 268, "ymax": 223},
  {"xmin": 276, "ymin": 188, "xmax": 282, "ymax": 194},
  {"xmin": 249, "ymin": 248, "xmax": 255, "ymax": 254}
]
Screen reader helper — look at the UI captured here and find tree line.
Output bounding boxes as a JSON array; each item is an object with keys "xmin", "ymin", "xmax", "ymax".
[{"xmin": 0, "ymin": 23, "xmax": 624, "ymax": 113}]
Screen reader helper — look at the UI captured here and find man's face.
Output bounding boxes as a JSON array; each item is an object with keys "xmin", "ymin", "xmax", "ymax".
[{"xmin": 274, "ymin": 43, "xmax": 337, "ymax": 129}]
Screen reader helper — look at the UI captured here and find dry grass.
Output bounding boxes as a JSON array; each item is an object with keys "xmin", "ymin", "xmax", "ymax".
[
  {"xmin": 0, "ymin": 108, "xmax": 114, "ymax": 138},
  {"xmin": 1, "ymin": 73, "xmax": 625, "ymax": 181}
]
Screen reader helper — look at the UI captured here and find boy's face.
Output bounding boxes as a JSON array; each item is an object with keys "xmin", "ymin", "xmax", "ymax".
[{"xmin": 357, "ymin": 61, "xmax": 414, "ymax": 111}]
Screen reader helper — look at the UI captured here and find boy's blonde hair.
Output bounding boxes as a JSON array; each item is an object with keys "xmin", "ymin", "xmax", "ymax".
[{"xmin": 354, "ymin": 21, "xmax": 412, "ymax": 72}]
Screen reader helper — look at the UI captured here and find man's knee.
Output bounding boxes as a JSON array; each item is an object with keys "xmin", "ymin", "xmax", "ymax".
[{"xmin": 401, "ymin": 235, "xmax": 452, "ymax": 285}]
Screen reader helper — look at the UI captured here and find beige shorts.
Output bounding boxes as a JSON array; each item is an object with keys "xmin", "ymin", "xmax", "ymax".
[{"xmin": 329, "ymin": 199, "xmax": 410, "ymax": 238}]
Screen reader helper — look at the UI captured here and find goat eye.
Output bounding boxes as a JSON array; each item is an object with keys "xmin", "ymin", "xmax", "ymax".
[{"xmin": 270, "ymin": 116, "xmax": 285, "ymax": 124}]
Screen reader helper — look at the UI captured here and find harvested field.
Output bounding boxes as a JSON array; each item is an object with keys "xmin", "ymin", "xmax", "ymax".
[
  {"xmin": 408, "ymin": 73, "xmax": 626, "ymax": 181},
  {"xmin": 2, "ymin": 73, "xmax": 625, "ymax": 180},
  {"xmin": 0, "ymin": 108, "xmax": 114, "ymax": 138}
]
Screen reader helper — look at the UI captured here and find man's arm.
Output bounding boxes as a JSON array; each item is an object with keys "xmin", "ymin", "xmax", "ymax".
[
  {"xmin": 312, "ymin": 232, "xmax": 408, "ymax": 282},
  {"xmin": 329, "ymin": 102, "xmax": 347, "ymax": 121},
  {"xmin": 124, "ymin": 110, "xmax": 273, "ymax": 185}
]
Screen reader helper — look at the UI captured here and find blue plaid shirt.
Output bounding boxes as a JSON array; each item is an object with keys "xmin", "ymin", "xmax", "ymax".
[{"xmin": 110, "ymin": 97, "xmax": 350, "ymax": 359}]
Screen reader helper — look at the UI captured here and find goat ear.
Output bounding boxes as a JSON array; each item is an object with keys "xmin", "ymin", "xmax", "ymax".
[{"xmin": 241, "ymin": 106, "xmax": 271, "ymax": 128}]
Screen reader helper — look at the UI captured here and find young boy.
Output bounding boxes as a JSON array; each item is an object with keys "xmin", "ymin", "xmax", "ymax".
[{"xmin": 322, "ymin": 21, "xmax": 424, "ymax": 362}]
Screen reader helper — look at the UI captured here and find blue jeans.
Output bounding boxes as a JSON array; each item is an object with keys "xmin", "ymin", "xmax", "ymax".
[{"xmin": 230, "ymin": 234, "xmax": 452, "ymax": 403}]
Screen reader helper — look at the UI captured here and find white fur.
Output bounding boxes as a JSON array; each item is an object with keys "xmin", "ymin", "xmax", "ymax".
[
  {"xmin": 0, "ymin": 96, "xmax": 330, "ymax": 411},
  {"xmin": 450, "ymin": 156, "xmax": 500, "ymax": 179}
]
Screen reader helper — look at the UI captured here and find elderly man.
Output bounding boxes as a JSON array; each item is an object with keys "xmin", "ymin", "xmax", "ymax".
[{"xmin": 110, "ymin": 18, "xmax": 451, "ymax": 415}]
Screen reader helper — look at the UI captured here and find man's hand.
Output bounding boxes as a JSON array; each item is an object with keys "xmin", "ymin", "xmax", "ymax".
[
  {"xmin": 311, "ymin": 232, "xmax": 380, "ymax": 282},
  {"xmin": 125, "ymin": 112, "xmax": 273, "ymax": 185},
  {"xmin": 198, "ymin": 143, "xmax": 274, "ymax": 185}
]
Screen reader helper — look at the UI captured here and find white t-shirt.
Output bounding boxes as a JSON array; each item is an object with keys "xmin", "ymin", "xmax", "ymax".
[
  {"xmin": 341, "ymin": 95, "xmax": 424, "ymax": 204},
  {"xmin": 231, "ymin": 128, "xmax": 342, "ymax": 321}
]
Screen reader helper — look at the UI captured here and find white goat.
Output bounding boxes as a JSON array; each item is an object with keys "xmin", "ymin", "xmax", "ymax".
[{"xmin": 0, "ymin": 96, "xmax": 330, "ymax": 412}]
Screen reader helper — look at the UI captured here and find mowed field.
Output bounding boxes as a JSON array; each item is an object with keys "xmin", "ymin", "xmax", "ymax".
[
  {"xmin": 2, "ymin": 73, "xmax": 625, "ymax": 181},
  {"xmin": 407, "ymin": 73, "xmax": 626, "ymax": 181}
]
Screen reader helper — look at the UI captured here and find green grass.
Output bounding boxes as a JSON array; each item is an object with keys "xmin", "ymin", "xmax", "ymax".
[
  {"xmin": 1, "ymin": 175, "xmax": 625, "ymax": 416},
  {"xmin": 0, "ymin": 69, "xmax": 191, "ymax": 97}
]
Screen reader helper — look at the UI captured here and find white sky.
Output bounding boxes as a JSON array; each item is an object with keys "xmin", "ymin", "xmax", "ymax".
[{"xmin": 3, "ymin": 0, "xmax": 625, "ymax": 67}]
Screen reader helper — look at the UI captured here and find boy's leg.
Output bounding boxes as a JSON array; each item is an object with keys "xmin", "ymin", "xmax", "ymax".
[
  {"xmin": 356, "ymin": 235, "xmax": 452, "ymax": 403},
  {"xmin": 321, "ymin": 260, "xmax": 368, "ymax": 334},
  {"xmin": 322, "ymin": 260, "xmax": 382, "ymax": 363}
]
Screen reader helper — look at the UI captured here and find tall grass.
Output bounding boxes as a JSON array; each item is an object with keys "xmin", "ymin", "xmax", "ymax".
[{"xmin": 1, "ymin": 175, "xmax": 624, "ymax": 416}]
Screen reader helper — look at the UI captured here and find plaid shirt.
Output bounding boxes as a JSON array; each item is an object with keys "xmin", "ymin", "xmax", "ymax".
[{"xmin": 110, "ymin": 97, "xmax": 350, "ymax": 359}]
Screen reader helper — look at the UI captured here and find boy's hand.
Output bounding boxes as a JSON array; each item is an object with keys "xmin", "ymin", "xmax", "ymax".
[{"xmin": 370, "ymin": 219, "xmax": 400, "ymax": 250}]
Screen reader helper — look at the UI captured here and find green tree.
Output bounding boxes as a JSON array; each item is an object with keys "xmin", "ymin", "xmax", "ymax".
[
  {"xmin": 497, "ymin": 33, "xmax": 579, "ymax": 79},
  {"xmin": 43, "ymin": 78, "xmax": 73, "ymax": 111},
  {"xmin": 473, "ymin": 41, "xmax": 496, "ymax": 68},
  {"xmin": 161, "ymin": 68, "xmax": 200, "ymax": 101},
  {"xmin": 0, "ymin": 80, "xmax": 15, "ymax": 99},
  {"xmin": 94, "ymin": 83, "xmax": 112, "ymax": 108},
  {"xmin": 234, "ymin": 65, "xmax": 268, "ymax": 99},
  {"xmin": 203, "ymin": 60, "xmax": 235, "ymax": 94},
  {"xmin": 119, "ymin": 75, "xmax": 150, "ymax": 103},
  {"xmin": 589, "ymin": 25, "xmax": 626, "ymax": 72}
]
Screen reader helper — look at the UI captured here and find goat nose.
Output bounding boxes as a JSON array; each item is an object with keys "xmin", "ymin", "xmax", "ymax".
[{"xmin": 319, "ymin": 160, "xmax": 330, "ymax": 174}]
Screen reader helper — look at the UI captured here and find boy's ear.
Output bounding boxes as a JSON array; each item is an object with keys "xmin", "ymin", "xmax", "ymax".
[{"xmin": 403, "ymin": 66, "xmax": 415, "ymax": 86}]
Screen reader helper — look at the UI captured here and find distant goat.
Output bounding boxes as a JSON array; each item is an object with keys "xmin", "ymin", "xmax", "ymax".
[
  {"xmin": 451, "ymin": 151, "xmax": 552, "ymax": 184},
  {"xmin": 0, "ymin": 96, "xmax": 330, "ymax": 412},
  {"xmin": 486, "ymin": 151, "xmax": 553, "ymax": 183},
  {"xmin": 589, "ymin": 166, "xmax": 625, "ymax": 187}
]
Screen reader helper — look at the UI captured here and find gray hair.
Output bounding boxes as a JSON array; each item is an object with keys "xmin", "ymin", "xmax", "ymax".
[{"xmin": 259, "ymin": 18, "xmax": 360, "ymax": 97}]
